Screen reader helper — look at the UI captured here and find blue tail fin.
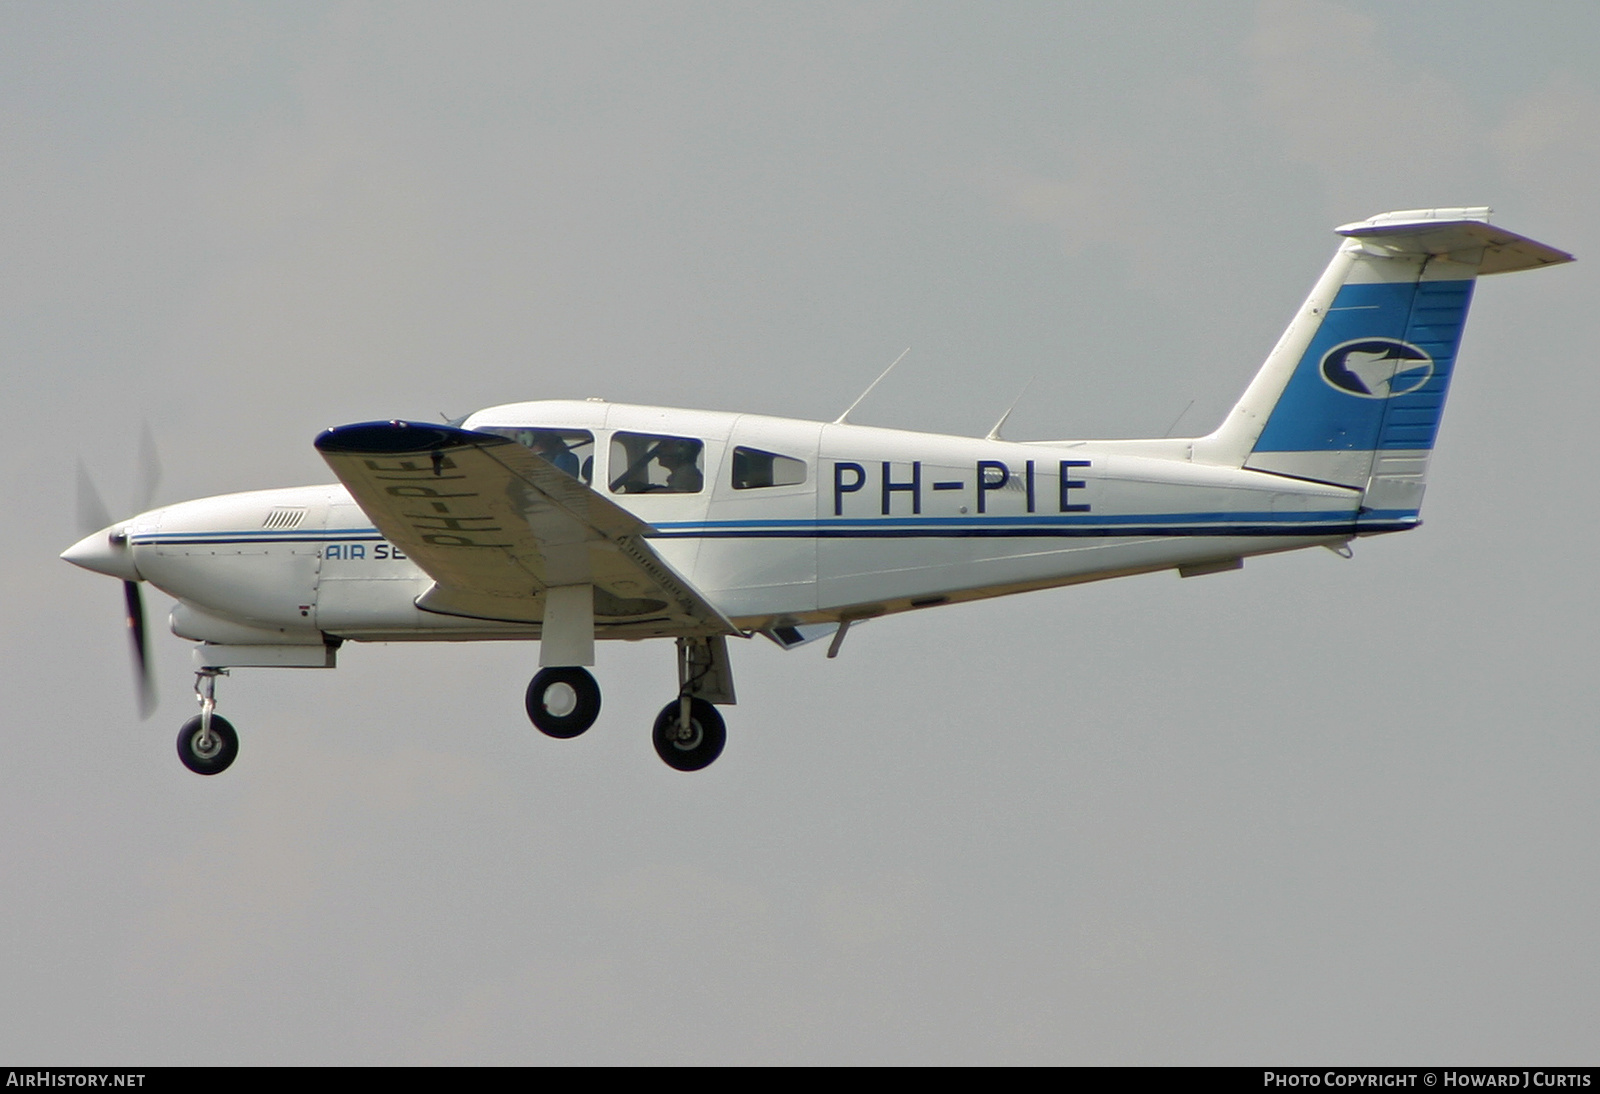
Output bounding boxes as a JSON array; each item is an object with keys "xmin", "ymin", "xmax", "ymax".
[{"xmin": 1197, "ymin": 209, "xmax": 1571, "ymax": 529}]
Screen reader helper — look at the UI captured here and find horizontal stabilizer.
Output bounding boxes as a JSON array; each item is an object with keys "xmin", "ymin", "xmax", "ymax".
[{"xmin": 1335, "ymin": 208, "xmax": 1573, "ymax": 275}]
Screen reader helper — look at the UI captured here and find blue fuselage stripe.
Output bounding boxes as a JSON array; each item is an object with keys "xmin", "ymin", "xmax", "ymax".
[
  {"xmin": 653, "ymin": 510, "xmax": 1361, "ymax": 532},
  {"xmin": 132, "ymin": 510, "xmax": 1415, "ymax": 548}
]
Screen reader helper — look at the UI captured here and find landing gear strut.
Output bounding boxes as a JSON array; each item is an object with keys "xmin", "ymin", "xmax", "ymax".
[
  {"xmin": 525, "ymin": 666, "xmax": 601, "ymax": 738},
  {"xmin": 521, "ymin": 637, "xmax": 736, "ymax": 770},
  {"xmin": 177, "ymin": 669, "xmax": 238, "ymax": 775},
  {"xmin": 652, "ymin": 696, "xmax": 725, "ymax": 771},
  {"xmin": 650, "ymin": 636, "xmax": 735, "ymax": 772}
]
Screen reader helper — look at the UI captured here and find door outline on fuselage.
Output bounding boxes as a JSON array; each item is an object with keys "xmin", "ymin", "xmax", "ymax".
[{"xmin": 676, "ymin": 414, "xmax": 824, "ymax": 620}]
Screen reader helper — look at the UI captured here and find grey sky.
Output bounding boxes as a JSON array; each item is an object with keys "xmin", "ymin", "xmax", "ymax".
[{"xmin": 4, "ymin": 1, "xmax": 1597, "ymax": 1064}]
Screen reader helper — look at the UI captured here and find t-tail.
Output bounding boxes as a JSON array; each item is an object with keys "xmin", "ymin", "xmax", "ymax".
[{"xmin": 1194, "ymin": 208, "xmax": 1571, "ymax": 530}]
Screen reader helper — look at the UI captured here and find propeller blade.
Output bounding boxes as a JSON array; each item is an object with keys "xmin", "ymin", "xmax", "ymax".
[
  {"xmin": 134, "ymin": 422, "xmax": 162, "ymax": 513},
  {"xmin": 123, "ymin": 579, "xmax": 157, "ymax": 719},
  {"xmin": 76, "ymin": 461, "xmax": 112, "ymax": 536},
  {"xmin": 79, "ymin": 436, "xmax": 162, "ymax": 718}
]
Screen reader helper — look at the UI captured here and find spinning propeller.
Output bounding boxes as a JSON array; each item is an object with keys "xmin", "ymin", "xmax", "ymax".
[{"xmin": 67, "ymin": 427, "xmax": 162, "ymax": 719}]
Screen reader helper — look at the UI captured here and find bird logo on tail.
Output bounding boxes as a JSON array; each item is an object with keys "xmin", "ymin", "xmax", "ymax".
[{"xmin": 1319, "ymin": 339, "xmax": 1433, "ymax": 399}]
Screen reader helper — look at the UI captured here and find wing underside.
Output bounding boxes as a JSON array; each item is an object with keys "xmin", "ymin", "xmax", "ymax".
[{"xmin": 315, "ymin": 421, "xmax": 735, "ymax": 639}]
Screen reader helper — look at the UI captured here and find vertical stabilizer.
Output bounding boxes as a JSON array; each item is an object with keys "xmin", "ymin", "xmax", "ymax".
[{"xmin": 1194, "ymin": 208, "xmax": 1571, "ymax": 528}]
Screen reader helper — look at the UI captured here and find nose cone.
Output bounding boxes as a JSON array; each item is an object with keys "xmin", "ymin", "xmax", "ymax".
[{"xmin": 62, "ymin": 525, "xmax": 142, "ymax": 581}]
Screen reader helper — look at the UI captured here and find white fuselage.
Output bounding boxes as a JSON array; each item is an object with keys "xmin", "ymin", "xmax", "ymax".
[
  {"xmin": 121, "ymin": 399, "xmax": 1364, "ymax": 649},
  {"xmin": 62, "ymin": 210, "xmax": 1570, "ymax": 777}
]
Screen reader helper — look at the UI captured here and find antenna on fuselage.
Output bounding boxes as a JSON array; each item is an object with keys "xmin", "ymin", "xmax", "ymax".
[
  {"xmin": 834, "ymin": 347, "xmax": 911, "ymax": 425},
  {"xmin": 984, "ymin": 376, "xmax": 1037, "ymax": 441},
  {"xmin": 1161, "ymin": 399, "xmax": 1196, "ymax": 439}
]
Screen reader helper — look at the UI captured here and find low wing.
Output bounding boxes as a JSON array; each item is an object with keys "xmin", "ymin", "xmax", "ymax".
[{"xmin": 315, "ymin": 421, "xmax": 736, "ymax": 637}]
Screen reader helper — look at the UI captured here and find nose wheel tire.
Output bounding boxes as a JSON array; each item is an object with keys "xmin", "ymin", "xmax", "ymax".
[
  {"xmin": 651, "ymin": 697, "xmax": 726, "ymax": 772},
  {"xmin": 526, "ymin": 667, "xmax": 601, "ymax": 738},
  {"xmin": 177, "ymin": 715, "xmax": 239, "ymax": 775}
]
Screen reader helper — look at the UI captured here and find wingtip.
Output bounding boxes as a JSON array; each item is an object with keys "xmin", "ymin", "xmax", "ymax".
[{"xmin": 315, "ymin": 420, "xmax": 495, "ymax": 455}]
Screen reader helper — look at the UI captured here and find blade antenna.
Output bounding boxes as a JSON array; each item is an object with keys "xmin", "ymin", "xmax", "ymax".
[
  {"xmin": 834, "ymin": 347, "xmax": 911, "ymax": 425},
  {"xmin": 985, "ymin": 376, "xmax": 1037, "ymax": 441}
]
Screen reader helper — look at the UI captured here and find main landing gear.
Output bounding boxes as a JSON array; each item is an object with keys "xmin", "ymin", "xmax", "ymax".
[
  {"xmin": 177, "ymin": 668, "xmax": 238, "ymax": 775},
  {"xmin": 651, "ymin": 696, "xmax": 725, "ymax": 772},
  {"xmin": 524, "ymin": 635, "xmax": 737, "ymax": 771},
  {"xmin": 525, "ymin": 666, "xmax": 602, "ymax": 738}
]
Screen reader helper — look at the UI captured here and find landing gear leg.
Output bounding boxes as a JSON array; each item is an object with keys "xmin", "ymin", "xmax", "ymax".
[
  {"xmin": 177, "ymin": 668, "xmax": 238, "ymax": 775},
  {"xmin": 651, "ymin": 636, "xmax": 734, "ymax": 771}
]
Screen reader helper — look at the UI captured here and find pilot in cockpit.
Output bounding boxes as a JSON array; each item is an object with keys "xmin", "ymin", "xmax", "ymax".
[
  {"xmin": 658, "ymin": 439, "xmax": 702, "ymax": 493},
  {"xmin": 528, "ymin": 431, "xmax": 581, "ymax": 478}
]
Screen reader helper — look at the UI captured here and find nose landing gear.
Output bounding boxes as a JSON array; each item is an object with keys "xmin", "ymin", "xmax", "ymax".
[{"xmin": 176, "ymin": 669, "xmax": 238, "ymax": 775}]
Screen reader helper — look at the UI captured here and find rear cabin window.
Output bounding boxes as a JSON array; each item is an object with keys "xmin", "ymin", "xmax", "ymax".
[
  {"xmin": 609, "ymin": 432, "xmax": 704, "ymax": 494},
  {"xmin": 731, "ymin": 446, "xmax": 807, "ymax": 489},
  {"xmin": 477, "ymin": 427, "xmax": 595, "ymax": 484}
]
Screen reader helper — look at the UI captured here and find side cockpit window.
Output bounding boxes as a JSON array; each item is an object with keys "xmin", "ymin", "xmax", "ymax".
[
  {"xmin": 609, "ymin": 432, "xmax": 704, "ymax": 494},
  {"xmin": 731, "ymin": 446, "xmax": 807, "ymax": 489},
  {"xmin": 478, "ymin": 427, "xmax": 595, "ymax": 484}
]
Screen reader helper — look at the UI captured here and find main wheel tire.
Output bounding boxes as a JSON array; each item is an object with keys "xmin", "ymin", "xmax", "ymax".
[
  {"xmin": 526, "ymin": 667, "xmax": 601, "ymax": 739},
  {"xmin": 177, "ymin": 715, "xmax": 239, "ymax": 775},
  {"xmin": 651, "ymin": 697, "xmax": 726, "ymax": 772}
]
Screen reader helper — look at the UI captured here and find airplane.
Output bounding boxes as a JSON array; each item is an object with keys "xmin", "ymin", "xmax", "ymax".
[{"xmin": 63, "ymin": 208, "xmax": 1571, "ymax": 775}]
